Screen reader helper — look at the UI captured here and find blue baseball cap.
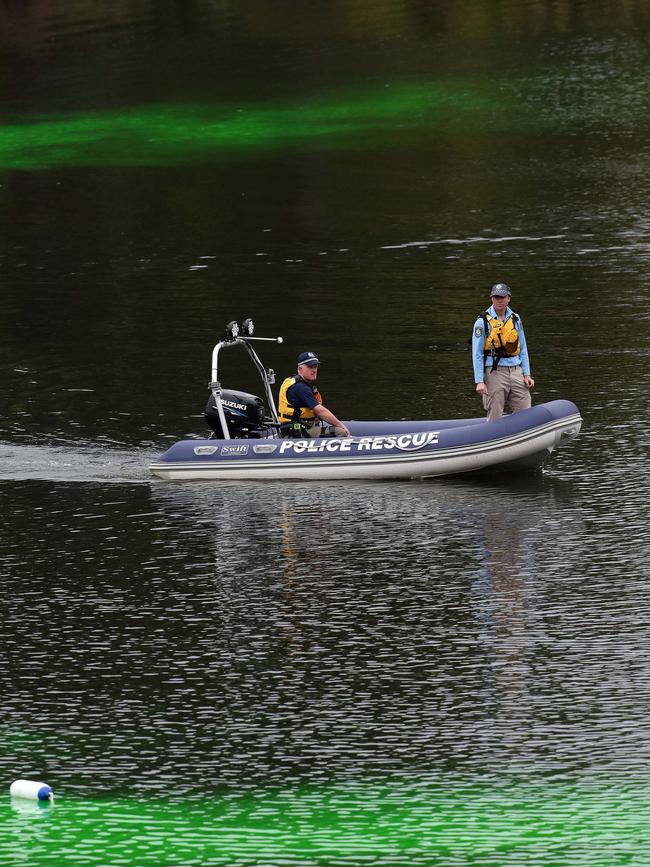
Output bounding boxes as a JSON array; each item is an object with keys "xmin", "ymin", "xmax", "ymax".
[
  {"xmin": 491, "ymin": 283, "xmax": 512, "ymax": 297},
  {"xmin": 297, "ymin": 351, "xmax": 320, "ymax": 367}
]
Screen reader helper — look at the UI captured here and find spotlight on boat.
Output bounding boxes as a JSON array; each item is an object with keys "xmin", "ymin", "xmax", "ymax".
[
  {"xmin": 240, "ymin": 318, "xmax": 255, "ymax": 337},
  {"xmin": 225, "ymin": 320, "xmax": 240, "ymax": 341}
]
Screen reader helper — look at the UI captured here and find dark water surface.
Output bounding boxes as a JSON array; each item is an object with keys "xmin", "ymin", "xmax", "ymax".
[{"xmin": 1, "ymin": 1, "xmax": 650, "ymax": 864}]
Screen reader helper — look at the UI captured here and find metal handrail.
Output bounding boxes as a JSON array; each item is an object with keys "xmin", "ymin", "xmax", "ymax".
[{"xmin": 209, "ymin": 335, "xmax": 283, "ymax": 440}]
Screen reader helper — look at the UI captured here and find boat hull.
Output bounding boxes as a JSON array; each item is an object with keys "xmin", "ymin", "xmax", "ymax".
[{"xmin": 149, "ymin": 400, "xmax": 581, "ymax": 482}]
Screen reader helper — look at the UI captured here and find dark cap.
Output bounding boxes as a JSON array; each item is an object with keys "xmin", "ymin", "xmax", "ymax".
[
  {"xmin": 490, "ymin": 282, "xmax": 512, "ymax": 298},
  {"xmin": 297, "ymin": 351, "xmax": 320, "ymax": 367}
]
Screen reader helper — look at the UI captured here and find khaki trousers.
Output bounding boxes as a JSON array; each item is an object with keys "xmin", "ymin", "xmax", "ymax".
[
  {"xmin": 482, "ymin": 365, "xmax": 531, "ymax": 422},
  {"xmin": 305, "ymin": 422, "xmax": 348, "ymax": 438}
]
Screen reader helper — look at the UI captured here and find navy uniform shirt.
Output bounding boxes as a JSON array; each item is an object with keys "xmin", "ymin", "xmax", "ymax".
[{"xmin": 287, "ymin": 379, "xmax": 320, "ymax": 410}]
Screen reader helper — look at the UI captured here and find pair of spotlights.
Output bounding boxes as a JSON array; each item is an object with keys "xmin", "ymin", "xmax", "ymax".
[{"xmin": 225, "ymin": 318, "xmax": 255, "ymax": 340}]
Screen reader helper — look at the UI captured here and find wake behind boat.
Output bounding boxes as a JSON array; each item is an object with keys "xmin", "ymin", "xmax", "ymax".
[{"xmin": 148, "ymin": 320, "xmax": 582, "ymax": 482}]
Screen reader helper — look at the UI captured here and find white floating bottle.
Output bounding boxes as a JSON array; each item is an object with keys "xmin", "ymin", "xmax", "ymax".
[{"xmin": 9, "ymin": 780, "xmax": 53, "ymax": 801}]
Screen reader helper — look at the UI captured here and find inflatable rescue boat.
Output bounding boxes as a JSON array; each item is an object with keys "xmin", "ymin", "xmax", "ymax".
[{"xmin": 149, "ymin": 320, "xmax": 582, "ymax": 482}]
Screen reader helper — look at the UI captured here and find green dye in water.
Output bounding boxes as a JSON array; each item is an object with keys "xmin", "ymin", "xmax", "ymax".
[
  {"xmin": 2, "ymin": 777, "xmax": 650, "ymax": 865},
  {"xmin": 0, "ymin": 82, "xmax": 499, "ymax": 170}
]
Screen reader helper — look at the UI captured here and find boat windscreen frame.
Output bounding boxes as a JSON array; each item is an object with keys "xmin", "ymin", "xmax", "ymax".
[{"xmin": 210, "ymin": 335, "xmax": 283, "ymax": 440}]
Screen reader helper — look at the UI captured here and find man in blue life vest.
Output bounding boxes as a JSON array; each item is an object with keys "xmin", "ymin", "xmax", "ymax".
[
  {"xmin": 471, "ymin": 283, "xmax": 535, "ymax": 422},
  {"xmin": 278, "ymin": 351, "xmax": 350, "ymax": 438}
]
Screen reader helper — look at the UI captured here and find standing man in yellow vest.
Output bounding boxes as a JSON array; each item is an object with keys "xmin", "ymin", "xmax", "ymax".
[
  {"xmin": 278, "ymin": 351, "xmax": 350, "ymax": 438},
  {"xmin": 471, "ymin": 283, "xmax": 535, "ymax": 422}
]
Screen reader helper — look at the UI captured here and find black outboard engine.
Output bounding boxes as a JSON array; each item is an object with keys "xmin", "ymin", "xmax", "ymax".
[{"xmin": 204, "ymin": 389, "xmax": 266, "ymax": 438}]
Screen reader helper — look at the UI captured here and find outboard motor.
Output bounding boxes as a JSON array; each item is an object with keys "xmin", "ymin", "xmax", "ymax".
[{"xmin": 204, "ymin": 389, "xmax": 266, "ymax": 438}]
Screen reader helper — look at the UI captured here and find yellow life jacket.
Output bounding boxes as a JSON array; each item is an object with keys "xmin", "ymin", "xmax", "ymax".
[
  {"xmin": 278, "ymin": 375, "xmax": 322, "ymax": 421},
  {"xmin": 483, "ymin": 312, "xmax": 521, "ymax": 360}
]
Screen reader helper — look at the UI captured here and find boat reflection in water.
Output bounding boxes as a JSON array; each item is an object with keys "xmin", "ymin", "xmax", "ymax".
[{"xmin": 149, "ymin": 472, "xmax": 584, "ymax": 781}]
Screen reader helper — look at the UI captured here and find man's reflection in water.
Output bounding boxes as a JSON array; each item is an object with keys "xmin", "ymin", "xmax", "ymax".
[
  {"xmin": 279, "ymin": 504, "xmax": 302, "ymax": 650},
  {"xmin": 471, "ymin": 494, "xmax": 545, "ymax": 761}
]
